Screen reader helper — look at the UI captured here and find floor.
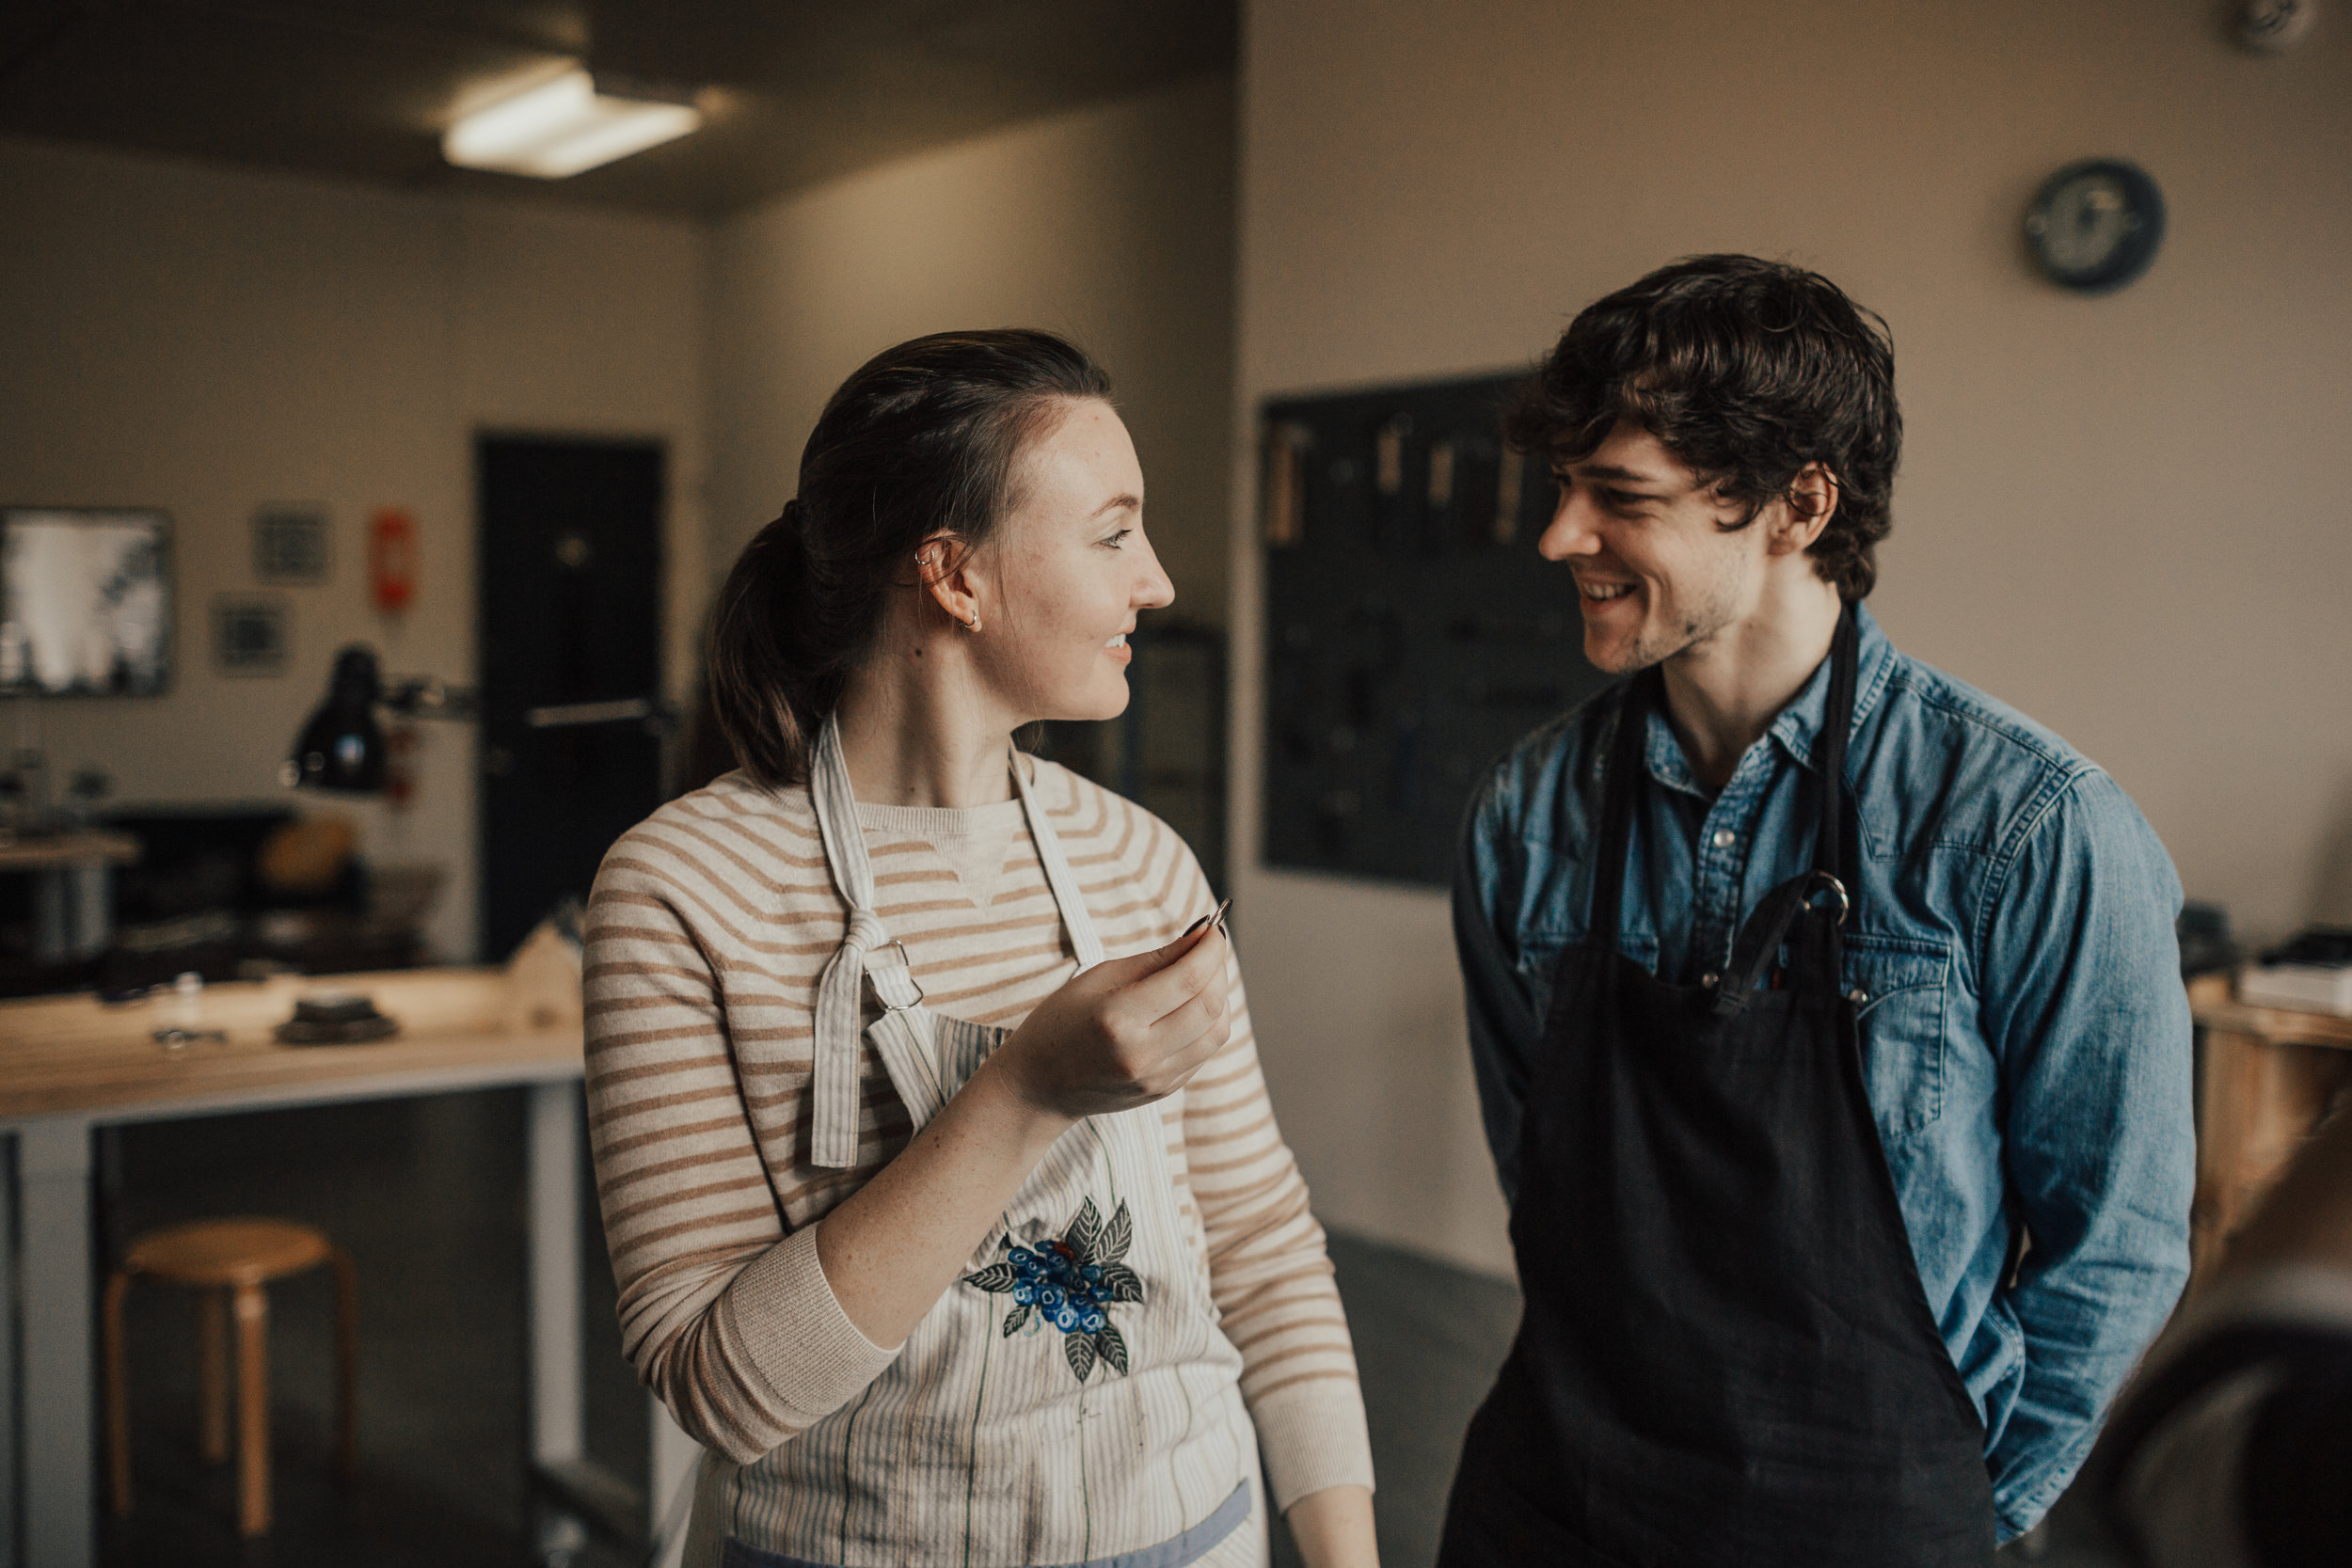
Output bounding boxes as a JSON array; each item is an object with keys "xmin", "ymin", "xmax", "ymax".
[{"xmin": 91, "ymin": 1090, "xmax": 2117, "ymax": 1567}]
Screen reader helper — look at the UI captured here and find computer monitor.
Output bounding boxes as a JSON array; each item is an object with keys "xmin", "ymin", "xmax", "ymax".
[{"xmin": 0, "ymin": 507, "xmax": 173, "ymax": 696}]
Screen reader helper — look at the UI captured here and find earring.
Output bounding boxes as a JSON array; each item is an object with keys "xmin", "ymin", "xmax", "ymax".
[{"xmin": 964, "ymin": 613, "xmax": 981, "ymax": 632}]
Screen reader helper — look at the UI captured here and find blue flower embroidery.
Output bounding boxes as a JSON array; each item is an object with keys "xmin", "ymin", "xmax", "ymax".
[{"xmin": 962, "ymin": 1197, "xmax": 1140, "ymax": 1382}]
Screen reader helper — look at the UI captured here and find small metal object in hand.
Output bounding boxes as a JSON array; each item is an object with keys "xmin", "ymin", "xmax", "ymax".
[
  {"xmin": 274, "ymin": 992, "xmax": 400, "ymax": 1046},
  {"xmin": 1181, "ymin": 898, "xmax": 1232, "ymax": 941}
]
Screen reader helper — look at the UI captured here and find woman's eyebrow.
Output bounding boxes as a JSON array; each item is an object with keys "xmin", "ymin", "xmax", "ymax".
[{"xmin": 1093, "ymin": 492, "xmax": 1142, "ymax": 516}]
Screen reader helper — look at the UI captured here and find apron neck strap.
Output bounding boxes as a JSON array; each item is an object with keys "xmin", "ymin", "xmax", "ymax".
[
  {"xmin": 1811, "ymin": 604, "xmax": 1859, "ymax": 884},
  {"xmin": 1588, "ymin": 671, "xmax": 1655, "ymax": 952},
  {"xmin": 1009, "ymin": 747, "xmax": 1107, "ymax": 971},
  {"xmin": 807, "ymin": 713, "xmax": 917, "ymax": 1167},
  {"xmin": 804, "ymin": 716, "xmax": 1104, "ymax": 1166}
]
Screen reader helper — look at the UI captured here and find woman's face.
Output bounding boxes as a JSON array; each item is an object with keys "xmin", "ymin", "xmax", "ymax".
[{"xmin": 970, "ymin": 399, "xmax": 1174, "ymax": 724}]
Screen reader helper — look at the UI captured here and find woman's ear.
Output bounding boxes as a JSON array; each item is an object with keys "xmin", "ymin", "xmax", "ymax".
[
  {"xmin": 1772, "ymin": 465, "xmax": 1839, "ymax": 555},
  {"xmin": 917, "ymin": 533, "xmax": 982, "ymax": 630}
]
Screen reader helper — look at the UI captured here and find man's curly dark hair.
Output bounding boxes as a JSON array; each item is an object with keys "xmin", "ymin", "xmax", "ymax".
[{"xmin": 1508, "ymin": 255, "xmax": 1900, "ymax": 600}]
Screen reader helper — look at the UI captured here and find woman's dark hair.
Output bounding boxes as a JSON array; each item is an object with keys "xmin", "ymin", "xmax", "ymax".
[
  {"xmin": 1508, "ymin": 254, "xmax": 1900, "ymax": 599},
  {"xmin": 708, "ymin": 328, "xmax": 1114, "ymax": 785}
]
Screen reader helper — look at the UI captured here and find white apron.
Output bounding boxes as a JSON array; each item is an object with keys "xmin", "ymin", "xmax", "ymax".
[{"xmin": 689, "ymin": 717, "xmax": 1263, "ymax": 1568}]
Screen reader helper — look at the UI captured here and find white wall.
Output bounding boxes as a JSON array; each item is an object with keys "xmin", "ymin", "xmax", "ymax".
[
  {"xmin": 1232, "ymin": 0, "xmax": 2352, "ymax": 1275},
  {"xmin": 707, "ymin": 73, "xmax": 1236, "ymax": 626},
  {"xmin": 0, "ymin": 140, "xmax": 708, "ymax": 962}
]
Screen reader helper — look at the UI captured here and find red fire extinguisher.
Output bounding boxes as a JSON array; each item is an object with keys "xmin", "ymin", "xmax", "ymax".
[{"xmin": 370, "ymin": 507, "xmax": 417, "ymax": 613}]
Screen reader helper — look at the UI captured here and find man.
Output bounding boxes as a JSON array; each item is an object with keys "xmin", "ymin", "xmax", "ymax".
[{"xmin": 1443, "ymin": 255, "xmax": 2193, "ymax": 1566}]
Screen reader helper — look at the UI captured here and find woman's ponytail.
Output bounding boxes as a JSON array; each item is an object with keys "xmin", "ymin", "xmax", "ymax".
[
  {"xmin": 704, "ymin": 329, "xmax": 1114, "ymax": 787},
  {"xmin": 707, "ymin": 499, "xmax": 828, "ymax": 785}
]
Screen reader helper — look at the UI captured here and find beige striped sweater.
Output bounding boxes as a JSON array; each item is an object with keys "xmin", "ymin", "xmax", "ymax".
[{"xmin": 582, "ymin": 760, "xmax": 1375, "ymax": 1513}]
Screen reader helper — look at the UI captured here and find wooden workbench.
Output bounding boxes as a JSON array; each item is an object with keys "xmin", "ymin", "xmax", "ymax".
[
  {"xmin": 2191, "ymin": 983, "xmax": 2352, "ymax": 1284},
  {"xmin": 0, "ymin": 961, "xmax": 696, "ymax": 1568},
  {"xmin": 0, "ymin": 966, "xmax": 580, "ymax": 1121},
  {"xmin": 0, "ymin": 828, "xmax": 139, "ymax": 873}
]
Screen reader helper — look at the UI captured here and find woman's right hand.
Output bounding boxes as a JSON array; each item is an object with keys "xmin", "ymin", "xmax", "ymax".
[{"xmin": 989, "ymin": 920, "xmax": 1232, "ymax": 1123}]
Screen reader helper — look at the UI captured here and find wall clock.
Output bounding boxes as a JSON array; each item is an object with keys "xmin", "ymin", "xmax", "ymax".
[
  {"xmin": 2239, "ymin": 0, "xmax": 2319, "ymax": 54},
  {"xmin": 2024, "ymin": 159, "xmax": 2166, "ymax": 294}
]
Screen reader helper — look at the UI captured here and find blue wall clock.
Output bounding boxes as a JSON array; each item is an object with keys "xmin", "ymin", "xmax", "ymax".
[{"xmin": 2025, "ymin": 159, "xmax": 2167, "ymax": 295}]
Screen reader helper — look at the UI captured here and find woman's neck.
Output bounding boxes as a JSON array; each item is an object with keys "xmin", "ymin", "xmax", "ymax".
[{"xmin": 833, "ymin": 631, "xmax": 1018, "ymax": 809}]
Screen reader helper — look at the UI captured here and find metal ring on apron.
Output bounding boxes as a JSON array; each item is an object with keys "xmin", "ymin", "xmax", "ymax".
[
  {"xmin": 1804, "ymin": 871, "xmax": 1851, "ymax": 927},
  {"xmin": 875, "ymin": 939, "xmax": 925, "ymax": 1008}
]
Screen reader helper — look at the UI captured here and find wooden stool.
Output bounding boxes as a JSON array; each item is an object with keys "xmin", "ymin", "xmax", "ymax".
[{"xmin": 102, "ymin": 1217, "xmax": 358, "ymax": 1537}]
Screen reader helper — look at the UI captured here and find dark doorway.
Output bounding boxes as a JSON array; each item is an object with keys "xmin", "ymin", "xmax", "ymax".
[{"xmin": 476, "ymin": 436, "xmax": 665, "ymax": 962}]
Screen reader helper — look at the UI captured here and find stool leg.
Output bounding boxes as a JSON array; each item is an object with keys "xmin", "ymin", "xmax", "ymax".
[
  {"xmin": 330, "ymin": 1248, "xmax": 358, "ymax": 1483},
  {"xmin": 232, "ymin": 1284, "xmax": 271, "ymax": 1537},
  {"xmin": 103, "ymin": 1270, "xmax": 134, "ymax": 1517},
  {"xmin": 198, "ymin": 1288, "xmax": 230, "ymax": 1465}
]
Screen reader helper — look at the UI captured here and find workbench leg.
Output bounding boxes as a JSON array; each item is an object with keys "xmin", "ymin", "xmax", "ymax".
[
  {"xmin": 72, "ymin": 865, "xmax": 111, "ymax": 962},
  {"xmin": 1, "ymin": 1134, "xmax": 14, "ymax": 1568},
  {"xmin": 17, "ymin": 1118, "xmax": 96, "ymax": 1568},
  {"xmin": 30, "ymin": 871, "xmax": 69, "ymax": 966},
  {"xmin": 526, "ymin": 1083, "xmax": 589, "ymax": 1565}
]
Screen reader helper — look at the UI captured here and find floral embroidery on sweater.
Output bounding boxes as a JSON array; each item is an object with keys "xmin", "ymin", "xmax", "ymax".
[{"xmin": 963, "ymin": 1198, "xmax": 1141, "ymax": 1383}]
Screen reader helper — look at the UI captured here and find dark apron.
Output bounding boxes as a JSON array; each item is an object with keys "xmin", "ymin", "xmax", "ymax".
[{"xmin": 1438, "ymin": 609, "xmax": 1994, "ymax": 1568}]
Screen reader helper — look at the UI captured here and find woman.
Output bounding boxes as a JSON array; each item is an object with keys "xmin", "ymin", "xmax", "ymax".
[{"xmin": 584, "ymin": 329, "xmax": 1377, "ymax": 1568}]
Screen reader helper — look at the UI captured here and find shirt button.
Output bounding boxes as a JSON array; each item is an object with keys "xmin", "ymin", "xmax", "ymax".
[{"xmin": 1711, "ymin": 828, "xmax": 1736, "ymax": 848}]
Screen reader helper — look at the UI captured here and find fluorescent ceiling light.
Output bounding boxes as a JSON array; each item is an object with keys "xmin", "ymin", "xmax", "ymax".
[{"xmin": 444, "ymin": 69, "xmax": 700, "ymax": 179}]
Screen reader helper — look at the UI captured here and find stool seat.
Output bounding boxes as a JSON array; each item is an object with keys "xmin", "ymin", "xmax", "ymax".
[{"xmin": 125, "ymin": 1217, "xmax": 335, "ymax": 1288}]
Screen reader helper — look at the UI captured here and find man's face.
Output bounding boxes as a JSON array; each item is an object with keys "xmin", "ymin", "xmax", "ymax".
[{"xmin": 1537, "ymin": 420, "xmax": 1772, "ymax": 675}]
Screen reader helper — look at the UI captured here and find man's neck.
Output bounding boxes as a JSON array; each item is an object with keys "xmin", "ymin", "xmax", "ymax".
[
  {"xmin": 834, "ymin": 624, "xmax": 1019, "ymax": 810},
  {"xmin": 1658, "ymin": 578, "xmax": 1845, "ymax": 793}
]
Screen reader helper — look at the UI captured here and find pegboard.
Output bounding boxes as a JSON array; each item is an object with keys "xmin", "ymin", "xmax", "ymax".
[{"xmin": 1260, "ymin": 372, "xmax": 1612, "ymax": 886}]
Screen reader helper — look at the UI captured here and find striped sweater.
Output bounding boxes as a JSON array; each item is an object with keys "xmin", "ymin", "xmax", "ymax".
[{"xmin": 582, "ymin": 760, "xmax": 1375, "ymax": 1513}]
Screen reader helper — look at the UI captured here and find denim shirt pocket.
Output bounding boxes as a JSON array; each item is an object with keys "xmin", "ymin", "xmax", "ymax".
[{"xmin": 1842, "ymin": 932, "xmax": 1953, "ymax": 1141}]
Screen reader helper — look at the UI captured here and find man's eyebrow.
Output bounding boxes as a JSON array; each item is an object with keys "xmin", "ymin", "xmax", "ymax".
[
  {"xmin": 1562, "ymin": 462, "xmax": 1663, "ymax": 487},
  {"xmin": 1094, "ymin": 492, "xmax": 1142, "ymax": 516}
]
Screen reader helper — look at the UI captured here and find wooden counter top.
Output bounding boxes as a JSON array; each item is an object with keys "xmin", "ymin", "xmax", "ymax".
[
  {"xmin": 0, "ymin": 830, "xmax": 139, "ymax": 873},
  {"xmin": 0, "ymin": 965, "xmax": 583, "ymax": 1121},
  {"xmin": 2192, "ymin": 997, "xmax": 2352, "ymax": 1050},
  {"xmin": 2190, "ymin": 983, "xmax": 2352, "ymax": 1285}
]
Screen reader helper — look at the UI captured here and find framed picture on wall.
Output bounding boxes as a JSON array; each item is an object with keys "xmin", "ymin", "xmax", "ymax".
[
  {"xmin": 213, "ymin": 594, "xmax": 288, "ymax": 676},
  {"xmin": 0, "ymin": 506, "xmax": 174, "ymax": 696},
  {"xmin": 253, "ymin": 505, "xmax": 330, "ymax": 584}
]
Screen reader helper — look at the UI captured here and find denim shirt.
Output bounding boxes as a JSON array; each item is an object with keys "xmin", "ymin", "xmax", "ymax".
[{"xmin": 1453, "ymin": 604, "xmax": 2194, "ymax": 1541}]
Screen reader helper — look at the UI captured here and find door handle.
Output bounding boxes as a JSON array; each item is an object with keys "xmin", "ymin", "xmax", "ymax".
[{"xmin": 522, "ymin": 697, "xmax": 659, "ymax": 729}]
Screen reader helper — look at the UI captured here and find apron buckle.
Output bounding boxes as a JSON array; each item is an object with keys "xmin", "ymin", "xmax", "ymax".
[{"xmin": 875, "ymin": 939, "xmax": 926, "ymax": 1009}]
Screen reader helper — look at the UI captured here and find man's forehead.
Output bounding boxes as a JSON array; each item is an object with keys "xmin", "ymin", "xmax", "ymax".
[{"xmin": 1556, "ymin": 420, "xmax": 1692, "ymax": 485}]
